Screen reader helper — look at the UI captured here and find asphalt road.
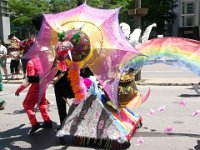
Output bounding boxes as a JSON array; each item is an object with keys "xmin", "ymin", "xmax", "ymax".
[{"xmin": 0, "ymin": 84, "xmax": 200, "ymax": 150}]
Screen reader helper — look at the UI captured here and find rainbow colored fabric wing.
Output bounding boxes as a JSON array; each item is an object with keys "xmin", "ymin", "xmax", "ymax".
[
  {"xmin": 57, "ymin": 94, "xmax": 142, "ymax": 143},
  {"xmin": 127, "ymin": 37, "xmax": 200, "ymax": 76},
  {"xmin": 25, "ymin": 3, "xmax": 141, "ymax": 107}
]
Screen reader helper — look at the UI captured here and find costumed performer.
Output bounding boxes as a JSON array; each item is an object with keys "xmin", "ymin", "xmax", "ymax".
[
  {"xmin": 52, "ymin": 30, "xmax": 92, "ymax": 129},
  {"xmin": 54, "ymin": 66, "xmax": 93, "ymax": 130},
  {"xmin": 15, "ymin": 58, "xmax": 52, "ymax": 134}
]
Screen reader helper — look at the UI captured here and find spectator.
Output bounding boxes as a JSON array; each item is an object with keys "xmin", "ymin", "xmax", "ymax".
[
  {"xmin": 0, "ymin": 99, "xmax": 6, "ymax": 110},
  {"xmin": 0, "ymin": 39, "xmax": 8, "ymax": 79},
  {"xmin": 9, "ymin": 50, "xmax": 20, "ymax": 79},
  {"xmin": 0, "ymin": 65, "xmax": 6, "ymax": 110},
  {"xmin": 7, "ymin": 35, "xmax": 21, "ymax": 79}
]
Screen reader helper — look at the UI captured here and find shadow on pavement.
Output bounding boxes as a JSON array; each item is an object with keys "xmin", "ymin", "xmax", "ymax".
[
  {"xmin": 0, "ymin": 122, "xmax": 68, "ymax": 150},
  {"xmin": 5, "ymin": 108, "xmax": 46, "ymax": 115},
  {"xmin": 0, "ymin": 123, "xmax": 130, "ymax": 150},
  {"xmin": 59, "ymin": 135, "xmax": 131, "ymax": 150},
  {"xmin": 194, "ymin": 140, "xmax": 200, "ymax": 150},
  {"xmin": 178, "ymin": 94, "xmax": 200, "ymax": 97}
]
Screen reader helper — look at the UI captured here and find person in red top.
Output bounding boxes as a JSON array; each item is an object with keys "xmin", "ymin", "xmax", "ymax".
[{"xmin": 15, "ymin": 58, "xmax": 52, "ymax": 134}]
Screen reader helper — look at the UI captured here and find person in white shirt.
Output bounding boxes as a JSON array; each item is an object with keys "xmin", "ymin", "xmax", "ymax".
[
  {"xmin": 9, "ymin": 50, "xmax": 20, "ymax": 79},
  {"xmin": 0, "ymin": 40, "xmax": 8, "ymax": 79}
]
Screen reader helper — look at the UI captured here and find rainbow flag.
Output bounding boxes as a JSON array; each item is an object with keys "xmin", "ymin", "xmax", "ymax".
[{"xmin": 127, "ymin": 37, "xmax": 200, "ymax": 75}]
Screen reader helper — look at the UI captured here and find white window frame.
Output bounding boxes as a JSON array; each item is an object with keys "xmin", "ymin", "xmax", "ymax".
[{"xmin": 180, "ymin": 0, "xmax": 195, "ymax": 27}]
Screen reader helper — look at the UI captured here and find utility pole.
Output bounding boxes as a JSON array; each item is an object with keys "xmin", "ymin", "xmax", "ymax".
[
  {"xmin": 128, "ymin": 0, "xmax": 148, "ymax": 28},
  {"xmin": 128, "ymin": 0, "xmax": 148, "ymax": 81},
  {"xmin": 0, "ymin": 0, "xmax": 10, "ymax": 44},
  {"xmin": 134, "ymin": 0, "xmax": 141, "ymax": 28}
]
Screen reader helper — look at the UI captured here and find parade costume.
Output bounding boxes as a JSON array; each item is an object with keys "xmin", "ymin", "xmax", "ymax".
[
  {"xmin": 20, "ymin": 38, "xmax": 34, "ymax": 78},
  {"xmin": 15, "ymin": 58, "xmax": 52, "ymax": 134},
  {"xmin": 128, "ymin": 37, "xmax": 200, "ymax": 75},
  {"xmin": 24, "ymin": 2, "xmax": 200, "ymax": 149},
  {"xmin": 24, "ymin": 3, "xmax": 144, "ymax": 149}
]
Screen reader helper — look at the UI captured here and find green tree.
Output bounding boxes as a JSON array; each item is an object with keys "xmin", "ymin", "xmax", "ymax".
[
  {"xmin": 9, "ymin": 0, "xmax": 50, "ymax": 25},
  {"xmin": 8, "ymin": 0, "xmax": 177, "ymax": 38},
  {"xmin": 8, "ymin": 0, "xmax": 132, "ymax": 36},
  {"xmin": 9, "ymin": 0, "xmax": 51, "ymax": 38},
  {"xmin": 86, "ymin": 0, "xmax": 132, "ymax": 26},
  {"xmin": 142, "ymin": 0, "xmax": 178, "ymax": 35},
  {"xmin": 48, "ymin": 0, "xmax": 77, "ymax": 12}
]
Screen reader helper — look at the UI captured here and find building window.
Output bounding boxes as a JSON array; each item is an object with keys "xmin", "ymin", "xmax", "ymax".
[
  {"xmin": 181, "ymin": 1, "xmax": 195, "ymax": 27},
  {"xmin": 182, "ymin": 1, "xmax": 195, "ymax": 14},
  {"xmin": 182, "ymin": 15, "xmax": 194, "ymax": 26},
  {"xmin": 187, "ymin": 2, "xmax": 194, "ymax": 14},
  {"xmin": 199, "ymin": 2, "xmax": 200, "ymax": 25}
]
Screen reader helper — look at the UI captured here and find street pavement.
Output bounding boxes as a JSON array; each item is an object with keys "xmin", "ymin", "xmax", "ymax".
[
  {"xmin": 1, "ymin": 62, "xmax": 200, "ymax": 150},
  {"xmin": 1, "ymin": 84, "xmax": 200, "ymax": 150}
]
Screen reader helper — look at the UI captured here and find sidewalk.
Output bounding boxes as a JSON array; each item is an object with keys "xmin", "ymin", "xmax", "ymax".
[
  {"xmin": 2, "ymin": 58, "xmax": 199, "ymax": 86},
  {"xmin": 2, "ymin": 75, "xmax": 25, "ymax": 84}
]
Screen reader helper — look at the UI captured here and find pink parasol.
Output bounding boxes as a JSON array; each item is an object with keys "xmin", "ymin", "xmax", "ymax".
[{"xmin": 24, "ymin": 3, "xmax": 141, "ymax": 108}]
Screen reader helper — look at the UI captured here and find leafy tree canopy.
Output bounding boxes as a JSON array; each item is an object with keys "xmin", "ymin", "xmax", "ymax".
[
  {"xmin": 9, "ymin": 0, "xmax": 177, "ymax": 37},
  {"xmin": 142, "ymin": 0, "xmax": 178, "ymax": 34},
  {"xmin": 9, "ymin": 0, "xmax": 50, "ymax": 25},
  {"xmin": 9, "ymin": 0, "xmax": 131, "ymax": 25}
]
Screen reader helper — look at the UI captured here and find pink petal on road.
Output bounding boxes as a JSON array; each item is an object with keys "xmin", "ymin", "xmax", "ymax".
[
  {"xmin": 164, "ymin": 127, "xmax": 174, "ymax": 133},
  {"xmin": 179, "ymin": 100, "xmax": 186, "ymax": 107},
  {"xmin": 158, "ymin": 105, "xmax": 166, "ymax": 112},
  {"xmin": 135, "ymin": 137, "xmax": 144, "ymax": 146},
  {"xmin": 147, "ymin": 108, "xmax": 155, "ymax": 116},
  {"xmin": 191, "ymin": 110, "xmax": 200, "ymax": 117}
]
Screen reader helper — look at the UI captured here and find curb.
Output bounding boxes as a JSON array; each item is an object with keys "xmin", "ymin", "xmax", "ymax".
[
  {"xmin": 136, "ymin": 79, "xmax": 197, "ymax": 86},
  {"xmin": 2, "ymin": 79, "xmax": 196, "ymax": 86},
  {"xmin": 3, "ymin": 80, "xmax": 23, "ymax": 84},
  {"xmin": 136, "ymin": 82, "xmax": 195, "ymax": 86}
]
